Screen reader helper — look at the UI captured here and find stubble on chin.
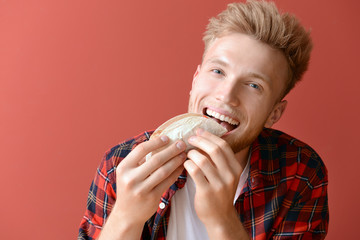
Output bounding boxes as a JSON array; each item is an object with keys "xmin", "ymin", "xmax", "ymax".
[{"xmin": 224, "ymin": 126, "xmax": 264, "ymax": 154}]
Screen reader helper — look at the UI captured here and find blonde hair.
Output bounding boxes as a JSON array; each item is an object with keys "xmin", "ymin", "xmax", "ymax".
[{"xmin": 203, "ymin": 0, "xmax": 313, "ymax": 98}]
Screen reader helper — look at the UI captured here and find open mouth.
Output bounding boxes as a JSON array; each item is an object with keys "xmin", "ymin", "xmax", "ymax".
[{"xmin": 203, "ymin": 108, "xmax": 240, "ymax": 133}]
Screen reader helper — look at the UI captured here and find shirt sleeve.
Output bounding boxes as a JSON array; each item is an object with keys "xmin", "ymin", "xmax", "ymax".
[
  {"xmin": 78, "ymin": 147, "xmax": 118, "ymax": 240},
  {"xmin": 271, "ymin": 151, "xmax": 329, "ymax": 240}
]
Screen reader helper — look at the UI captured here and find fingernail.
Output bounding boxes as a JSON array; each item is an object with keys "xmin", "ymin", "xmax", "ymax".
[
  {"xmin": 196, "ymin": 128, "xmax": 204, "ymax": 135},
  {"xmin": 180, "ymin": 152, "xmax": 187, "ymax": 159},
  {"xmin": 176, "ymin": 141, "xmax": 185, "ymax": 150},
  {"xmin": 188, "ymin": 136, "xmax": 196, "ymax": 143},
  {"xmin": 161, "ymin": 135, "xmax": 168, "ymax": 142}
]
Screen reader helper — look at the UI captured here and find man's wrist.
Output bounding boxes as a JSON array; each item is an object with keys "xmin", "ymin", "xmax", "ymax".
[
  {"xmin": 98, "ymin": 204, "xmax": 144, "ymax": 240},
  {"xmin": 204, "ymin": 208, "xmax": 250, "ymax": 240}
]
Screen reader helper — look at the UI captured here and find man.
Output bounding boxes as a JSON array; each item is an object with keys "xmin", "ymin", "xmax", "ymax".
[{"xmin": 78, "ymin": 1, "xmax": 328, "ymax": 239}]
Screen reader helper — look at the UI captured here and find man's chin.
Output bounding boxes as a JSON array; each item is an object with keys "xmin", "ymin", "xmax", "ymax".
[{"xmin": 223, "ymin": 128, "xmax": 263, "ymax": 153}]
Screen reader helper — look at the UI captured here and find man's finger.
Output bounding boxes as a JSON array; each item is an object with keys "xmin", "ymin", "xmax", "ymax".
[
  {"xmin": 122, "ymin": 136, "xmax": 169, "ymax": 167},
  {"xmin": 184, "ymin": 159, "xmax": 209, "ymax": 188},
  {"xmin": 153, "ymin": 164, "xmax": 185, "ymax": 196},
  {"xmin": 144, "ymin": 152, "xmax": 186, "ymax": 191},
  {"xmin": 141, "ymin": 140, "xmax": 186, "ymax": 176},
  {"xmin": 187, "ymin": 149, "xmax": 218, "ymax": 181},
  {"xmin": 188, "ymin": 134, "xmax": 230, "ymax": 171},
  {"xmin": 189, "ymin": 129, "xmax": 242, "ymax": 175}
]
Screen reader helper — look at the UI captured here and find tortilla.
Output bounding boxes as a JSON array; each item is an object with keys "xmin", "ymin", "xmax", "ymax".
[{"xmin": 146, "ymin": 113, "xmax": 227, "ymax": 160}]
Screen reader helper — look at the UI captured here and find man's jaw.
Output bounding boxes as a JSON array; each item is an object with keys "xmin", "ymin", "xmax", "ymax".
[{"xmin": 203, "ymin": 107, "xmax": 240, "ymax": 133}]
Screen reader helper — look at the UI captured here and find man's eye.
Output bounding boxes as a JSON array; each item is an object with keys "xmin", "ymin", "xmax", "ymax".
[
  {"xmin": 249, "ymin": 83, "xmax": 260, "ymax": 89},
  {"xmin": 212, "ymin": 69, "xmax": 222, "ymax": 74}
]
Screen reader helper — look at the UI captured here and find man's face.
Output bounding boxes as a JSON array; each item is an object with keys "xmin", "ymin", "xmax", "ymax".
[{"xmin": 188, "ymin": 33, "xmax": 288, "ymax": 153}]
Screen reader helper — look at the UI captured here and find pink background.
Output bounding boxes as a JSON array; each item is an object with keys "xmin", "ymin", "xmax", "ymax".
[{"xmin": 1, "ymin": 0, "xmax": 359, "ymax": 239}]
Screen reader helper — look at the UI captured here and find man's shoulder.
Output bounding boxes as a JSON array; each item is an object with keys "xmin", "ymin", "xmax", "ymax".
[
  {"xmin": 257, "ymin": 128, "xmax": 312, "ymax": 148},
  {"xmin": 104, "ymin": 130, "xmax": 154, "ymax": 161},
  {"xmin": 257, "ymin": 128, "xmax": 321, "ymax": 156},
  {"xmin": 254, "ymin": 128, "xmax": 327, "ymax": 182},
  {"xmin": 97, "ymin": 130, "xmax": 154, "ymax": 176}
]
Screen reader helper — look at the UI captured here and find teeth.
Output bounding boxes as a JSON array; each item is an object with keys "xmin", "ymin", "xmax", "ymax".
[{"xmin": 206, "ymin": 109, "xmax": 239, "ymax": 126}]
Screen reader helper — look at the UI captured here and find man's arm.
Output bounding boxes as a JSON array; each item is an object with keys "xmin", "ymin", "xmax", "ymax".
[
  {"xmin": 185, "ymin": 129, "xmax": 250, "ymax": 240},
  {"xmin": 271, "ymin": 152, "xmax": 329, "ymax": 239},
  {"xmin": 185, "ymin": 129, "xmax": 328, "ymax": 240},
  {"xmin": 97, "ymin": 135, "xmax": 187, "ymax": 240},
  {"xmin": 79, "ymin": 134, "xmax": 187, "ymax": 240}
]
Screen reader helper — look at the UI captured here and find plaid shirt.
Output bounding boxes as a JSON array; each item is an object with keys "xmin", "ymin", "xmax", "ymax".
[{"xmin": 78, "ymin": 128, "xmax": 328, "ymax": 240}]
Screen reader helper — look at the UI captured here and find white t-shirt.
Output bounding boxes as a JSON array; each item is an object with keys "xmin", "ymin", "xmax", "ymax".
[{"xmin": 167, "ymin": 159, "xmax": 250, "ymax": 240}]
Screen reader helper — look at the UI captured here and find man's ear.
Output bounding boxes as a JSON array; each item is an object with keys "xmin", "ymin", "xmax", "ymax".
[
  {"xmin": 192, "ymin": 65, "xmax": 201, "ymax": 88},
  {"xmin": 189, "ymin": 65, "xmax": 201, "ymax": 95},
  {"xmin": 264, "ymin": 100, "xmax": 288, "ymax": 128}
]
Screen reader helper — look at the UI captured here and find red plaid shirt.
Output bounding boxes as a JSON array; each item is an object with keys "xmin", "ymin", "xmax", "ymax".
[{"xmin": 78, "ymin": 128, "xmax": 328, "ymax": 240}]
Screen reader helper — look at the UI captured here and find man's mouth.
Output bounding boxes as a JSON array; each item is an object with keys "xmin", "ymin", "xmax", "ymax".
[{"xmin": 203, "ymin": 108, "xmax": 240, "ymax": 132}]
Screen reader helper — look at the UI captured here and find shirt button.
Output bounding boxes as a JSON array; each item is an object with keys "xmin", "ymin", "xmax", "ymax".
[{"xmin": 159, "ymin": 202, "xmax": 166, "ymax": 209}]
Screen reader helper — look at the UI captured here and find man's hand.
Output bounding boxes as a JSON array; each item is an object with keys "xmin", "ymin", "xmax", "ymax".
[
  {"xmin": 185, "ymin": 129, "xmax": 250, "ymax": 239},
  {"xmin": 98, "ymin": 136, "xmax": 186, "ymax": 240}
]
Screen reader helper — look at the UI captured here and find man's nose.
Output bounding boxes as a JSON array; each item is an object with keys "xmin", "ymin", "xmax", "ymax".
[{"xmin": 215, "ymin": 80, "xmax": 240, "ymax": 106}]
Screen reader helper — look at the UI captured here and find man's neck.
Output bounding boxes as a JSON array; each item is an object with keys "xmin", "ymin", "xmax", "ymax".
[{"xmin": 234, "ymin": 146, "xmax": 251, "ymax": 171}]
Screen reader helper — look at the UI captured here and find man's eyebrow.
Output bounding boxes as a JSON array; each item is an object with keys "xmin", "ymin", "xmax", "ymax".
[
  {"xmin": 204, "ymin": 58, "xmax": 229, "ymax": 67},
  {"xmin": 247, "ymin": 71, "xmax": 270, "ymax": 83},
  {"xmin": 205, "ymin": 58, "xmax": 270, "ymax": 83}
]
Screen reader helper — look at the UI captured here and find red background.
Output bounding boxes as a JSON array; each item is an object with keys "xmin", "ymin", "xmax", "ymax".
[{"xmin": 1, "ymin": 0, "xmax": 359, "ymax": 239}]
